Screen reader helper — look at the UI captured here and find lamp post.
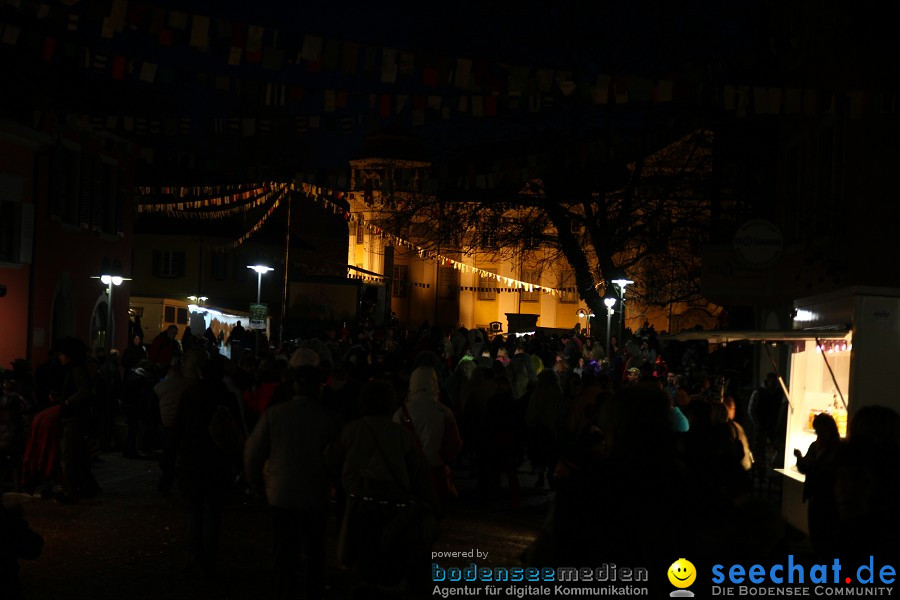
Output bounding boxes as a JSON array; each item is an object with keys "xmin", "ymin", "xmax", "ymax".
[
  {"xmin": 92, "ymin": 260, "xmax": 130, "ymax": 357},
  {"xmin": 611, "ymin": 278, "xmax": 634, "ymax": 343},
  {"xmin": 576, "ymin": 307, "xmax": 596, "ymax": 337},
  {"xmin": 603, "ymin": 297, "xmax": 617, "ymax": 357},
  {"xmin": 247, "ymin": 265, "xmax": 274, "ymax": 305},
  {"xmin": 247, "ymin": 265, "xmax": 273, "ymax": 357}
]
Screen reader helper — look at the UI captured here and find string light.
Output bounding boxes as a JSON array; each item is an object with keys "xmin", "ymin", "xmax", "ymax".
[
  {"xmin": 135, "ymin": 179, "xmax": 585, "ymax": 297},
  {"xmin": 291, "ymin": 181, "xmax": 570, "ymax": 296}
]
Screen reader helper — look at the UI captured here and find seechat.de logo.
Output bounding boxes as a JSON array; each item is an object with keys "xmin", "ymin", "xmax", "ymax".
[{"xmin": 668, "ymin": 558, "xmax": 697, "ymax": 597}]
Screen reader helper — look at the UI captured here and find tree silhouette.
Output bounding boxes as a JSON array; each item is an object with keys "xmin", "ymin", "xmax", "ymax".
[{"xmin": 363, "ymin": 127, "xmax": 722, "ymax": 319}]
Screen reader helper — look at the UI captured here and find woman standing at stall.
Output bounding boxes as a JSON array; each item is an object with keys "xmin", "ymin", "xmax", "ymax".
[{"xmin": 794, "ymin": 413, "xmax": 842, "ymax": 555}]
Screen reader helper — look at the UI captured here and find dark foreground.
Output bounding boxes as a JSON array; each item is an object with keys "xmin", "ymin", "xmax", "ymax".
[{"xmin": 6, "ymin": 453, "xmax": 549, "ymax": 600}]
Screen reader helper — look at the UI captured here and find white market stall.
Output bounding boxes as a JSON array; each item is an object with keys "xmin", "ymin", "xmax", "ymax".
[{"xmin": 662, "ymin": 286, "xmax": 900, "ymax": 533}]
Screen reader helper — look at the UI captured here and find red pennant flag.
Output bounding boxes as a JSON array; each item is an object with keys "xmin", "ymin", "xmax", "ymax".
[
  {"xmin": 158, "ymin": 29, "xmax": 173, "ymax": 47},
  {"xmin": 42, "ymin": 37, "xmax": 57, "ymax": 61},
  {"xmin": 485, "ymin": 95, "xmax": 497, "ymax": 116},
  {"xmin": 379, "ymin": 94, "xmax": 391, "ymax": 117},
  {"xmin": 111, "ymin": 56, "xmax": 126, "ymax": 80},
  {"xmin": 422, "ymin": 66, "xmax": 438, "ymax": 87}
]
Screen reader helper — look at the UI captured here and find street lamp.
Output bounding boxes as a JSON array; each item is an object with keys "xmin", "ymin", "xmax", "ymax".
[
  {"xmin": 92, "ymin": 259, "xmax": 131, "ymax": 357},
  {"xmin": 603, "ymin": 296, "xmax": 617, "ymax": 357},
  {"xmin": 247, "ymin": 265, "xmax": 274, "ymax": 304},
  {"xmin": 575, "ymin": 307, "xmax": 595, "ymax": 336},
  {"xmin": 187, "ymin": 295, "xmax": 209, "ymax": 305},
  {"xmin": 611, "ymin": 277, "xmax": 634, "ymax": 343},
  {"xmin": 247, "ymin": 265, "xmax": 274, "ymax": 357}
]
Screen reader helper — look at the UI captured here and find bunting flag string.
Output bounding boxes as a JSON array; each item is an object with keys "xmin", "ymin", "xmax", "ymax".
[
  {"xmin": 291, "ymin": 180, "xmax": 566, "ymax": 297},
  {"xmin": 136, "ymin": 182, "xmax": 285, "ymax": 217},
  {"xmin": 135, "ymin": 181, "xmax": 265, "ymax": 201},
  {"xmin": 344, "ymin": 276, "xmax": 579, "ymax": 295},
  {"xmin": 14, "ymin": 0, "xmax": 677, "ymax": 102},
  {"xmin": 348, "ymin": 272, "xmax": 385, "ymax": 283},
  {"xmin": 209, "ymin": 185, "xmax": 287, "ymax": 250},
  {"xmin": 131, "ymin": 176, "xmax": 569, "ymax": 295},
  {"xmin": 4, "ymin": 0, "xmax": 891, "ymax": 146}
]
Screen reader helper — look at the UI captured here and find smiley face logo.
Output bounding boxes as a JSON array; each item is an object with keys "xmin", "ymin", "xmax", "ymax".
[{"xmin": 668, "ymin": 558, "xmax": 696, "ymax": 589}]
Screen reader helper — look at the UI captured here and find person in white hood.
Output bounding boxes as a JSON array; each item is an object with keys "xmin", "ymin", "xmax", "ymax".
[{"xmin": 394, "ymin": 367, "xmax": 463, "ymax": 469}]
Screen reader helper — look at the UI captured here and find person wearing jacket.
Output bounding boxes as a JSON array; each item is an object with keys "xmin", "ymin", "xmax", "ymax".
[
  {"xmin": 394, "ymin": 367, "xmax": 463, "ymax": 468},
  {"xmin": 394, "ymin": 366, "xmax": 464, "ymax": 506},
  {"xmin": 244, "ymin": 365, "xmax": 342, "ymax": 600},
  {"xmin": 325, "ymin": 379, "xmax": 436, "ymax": 596}
]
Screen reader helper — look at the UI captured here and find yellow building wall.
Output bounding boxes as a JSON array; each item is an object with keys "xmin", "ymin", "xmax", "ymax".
[{"xmin": 345, "ymin": 207, "xmax": 682, "ymax": 337}]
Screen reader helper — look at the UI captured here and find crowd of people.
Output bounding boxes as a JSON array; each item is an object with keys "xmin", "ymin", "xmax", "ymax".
[{"xmin": 1, "ymin": 318, "xmax": 899, "ymax": 598}]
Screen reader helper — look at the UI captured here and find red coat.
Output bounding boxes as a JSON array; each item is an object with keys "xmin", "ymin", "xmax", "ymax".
[{"xmin": 147, "ymin": 332, "xmax": 177, "ymax": 367}]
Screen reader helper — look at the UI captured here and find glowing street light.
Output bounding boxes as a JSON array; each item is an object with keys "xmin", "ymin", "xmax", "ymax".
[
  {"xmin": 246, "ymin": 265, "xmax": 274, "ymax": 357},
  {"xmin": 611, "ymin": 278, "xmax": 634, "ymax": 342},
  {"xmin": 603, "ymin": 296, "xmax": 617, "ymax": 356},
  {"xmin": 101, "ymin": 274, "xmax": 124, "ymax": 286},
  {"xmin": 92, "ymin": 259, "xmax": 131, "ymax": 357},
  {"xmin": 576, "ymin": 307, "xmax": 595, "ymax": 336},
  {"xmin": 247, "ymin": 265, "xmax": 274, "ymax": 304}
]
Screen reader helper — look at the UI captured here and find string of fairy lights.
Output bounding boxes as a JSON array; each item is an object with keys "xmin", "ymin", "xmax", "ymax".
[{"xmin": 135, "ymin": 180, "xmax": 577, "ymax": 296}]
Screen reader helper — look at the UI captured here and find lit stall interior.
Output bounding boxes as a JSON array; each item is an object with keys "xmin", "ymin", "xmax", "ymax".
[{"xmin": 779, "ymin": 333, "xmax": 852, "ymax": 482}]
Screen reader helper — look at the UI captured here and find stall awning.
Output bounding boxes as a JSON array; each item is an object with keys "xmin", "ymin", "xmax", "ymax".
[{"xmin": 660, "ymin": 328, "xmax": 851, "ymax": 343}]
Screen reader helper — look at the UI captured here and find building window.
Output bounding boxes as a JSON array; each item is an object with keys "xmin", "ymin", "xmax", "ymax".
[
  {"xmin": 478, "ymin": 270, "xmax": 496, "ymax": 301},
  {"xmin": 0, "ymin": 175, "xmax": 31, "ymax": 265},
  {"xmin": 520, "ymin": 269, "xmax": 541, "ymax": 303},
  {"xmin": 438, "ymin": 266, "xmax": 460, "ymax": 299},
  {"xmin": 356, "ymin": 216, "xmax": 365, "ymax": 244},
  {"xmin": 153, "ymin": 250, "xmax": 186, "ymax": 279},
  {"xmin": 480, "ymin": 216, "xmax": 499, "ymax": 249},
  {"xmin": 558, "ymin": 270, "xmax": 577, "ymax": 303},
  {"xmin": 211, "ymin": 252, "xmax": 228, "ymax": 280},
  {"xmin": 392, "ymin": 264, "xmax": 408, "ymax": 298}
]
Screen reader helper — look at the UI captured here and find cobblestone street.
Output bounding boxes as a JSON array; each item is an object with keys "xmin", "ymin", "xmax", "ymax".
[{"xmin": 6, "ymin": 453, "xmax": 548, "ymax": 600}]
